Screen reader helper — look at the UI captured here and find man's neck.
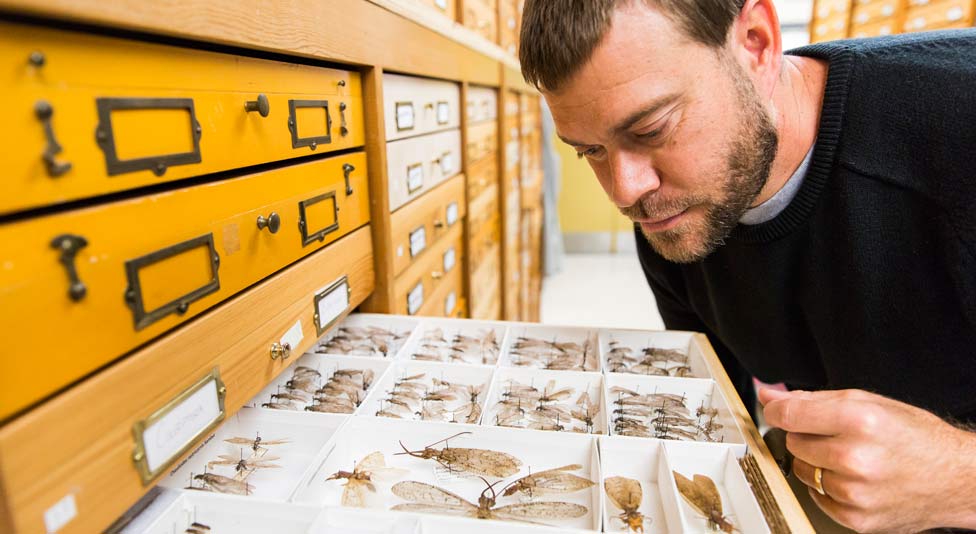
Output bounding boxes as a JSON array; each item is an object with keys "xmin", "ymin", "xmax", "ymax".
[{"xmin": 752, "ymin": 55, "xmax": 828, "ymax": 207}]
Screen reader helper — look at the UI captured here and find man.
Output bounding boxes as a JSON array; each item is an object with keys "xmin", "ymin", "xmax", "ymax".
[{"xmin": 519, "ymin": 1, "xmax": 976, "ymax": 532}]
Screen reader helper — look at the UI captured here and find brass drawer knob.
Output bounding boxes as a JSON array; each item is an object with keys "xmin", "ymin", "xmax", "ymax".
[
  {"xmin": 343, "ymin": 163, "xmax": 355, "ymax": 196},
  {"xmin": 51, "ymin": 234, "xmax": 87, "ymax": 302},
  {"xmin": 270, "ymin": 342, "xmax": 291, "ymax": 360},
  {"xmin": 34, "ymin": 100, "xmax": 72, "ymax": 178},
  {"xmin": 256, "ymin": 212, "xmax": 281, "ymax": 234},
  {"xmin": 245, "ymin": 94, "xmax": 270, "ymax": 117}
]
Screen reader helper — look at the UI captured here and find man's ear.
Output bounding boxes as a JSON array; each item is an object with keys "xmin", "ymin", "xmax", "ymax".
[{"xmin": 728, "ymin": 0, "xmax": 783, "ymax": 99}]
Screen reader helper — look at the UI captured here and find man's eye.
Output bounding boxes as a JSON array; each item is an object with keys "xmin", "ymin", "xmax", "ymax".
[
  {"xmin": 576, "ymin": 147, "xmax": 599, "ymax": 159},
  {"xmin": 636, "ymin": 127, "xmax": 663, "ymax": 139}
]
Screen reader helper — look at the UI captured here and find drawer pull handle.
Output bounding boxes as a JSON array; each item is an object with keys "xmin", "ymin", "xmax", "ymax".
[
  {"xmin": 51, "ymin": 233, "xmax": 87, "ymax": 301},
  {"xmin": 342, "ymin": 163, "xmax": 355, "ymax": 196},
  {"xmin": 35, "ymin": 100, "xmax": 72, "ymax": 178},
  {"xmin": 434, "ymin": 220, "xmax": 445, "ymax": 229},
  {"xmin": 431, "ymin": 271, "xmax": 444, "ymax": 280},
  {"xmin": 244, "ymin": 94, "xmax": 270, "ymax": 117},
  {"xmin": 270, "ymin": 342, "xmax": 291, "ymax": 360},
  {"xmin": 339, "ymin": 102, "xmax": 349, "ymax": 137},
  {"xmin": 256, "ymin": 212, "xmax": 281, "ymax": 234}
]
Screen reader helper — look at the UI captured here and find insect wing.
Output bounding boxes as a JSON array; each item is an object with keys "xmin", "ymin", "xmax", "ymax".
[
  {"xmin": 523, "ymin": 465, "xmax": 594, "ymax": 495},
  {"xmin": 391, "ymin": 481, "xmax": 477, "ymax": 511},
  {"xmin": 605, "ymin": 476, "xmax": 643, "ymax": 512},
  {"xmin": 439, "ymin": 447, "xmax": 522, "ymax": 477},
  {"xmin": 341, "ymin": 480, "xmax": 371, "ymax": 508},
  {"xmin": 492, "ymin": 501, "xmax": 588, "ymax": 521},
  {"xmin": 673, "ymin": 471, "xmax": 716, "ymax": 519},
  {"xmin": 693, "ymin": 474, "xmax": 724, "ymax": 517}
]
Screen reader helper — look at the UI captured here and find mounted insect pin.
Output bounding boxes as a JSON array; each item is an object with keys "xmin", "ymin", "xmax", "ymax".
[{"xmin": 395, "ymin": 431, "xmax": 522, "ymax": 477}]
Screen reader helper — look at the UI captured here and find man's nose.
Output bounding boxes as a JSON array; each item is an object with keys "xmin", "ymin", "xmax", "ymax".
[{"xmin": 607, "ymin": 149, "xmax": 661, "ymax": 209}]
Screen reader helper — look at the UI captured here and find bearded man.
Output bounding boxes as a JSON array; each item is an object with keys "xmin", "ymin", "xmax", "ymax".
[{"xmin": 520, "ymin": 1, "xmax": 976, "ymax": 532}]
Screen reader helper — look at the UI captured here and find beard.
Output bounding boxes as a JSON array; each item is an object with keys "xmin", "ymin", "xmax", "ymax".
[{"xmin": 623, "ymin": 58, "xmax": 779, "ymax": 264}]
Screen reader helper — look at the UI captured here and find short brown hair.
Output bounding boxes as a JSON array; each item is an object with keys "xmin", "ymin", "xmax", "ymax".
[{"xmin": 520, "ymin": 0, "xmax": 746, "ymax": 91}]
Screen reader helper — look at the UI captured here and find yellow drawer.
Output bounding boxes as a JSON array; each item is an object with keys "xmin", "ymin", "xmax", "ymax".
[
  {"xmin": 420, "ymin": 0, "xmax": 456, "ymax": 19},
  {"xmin": 851, "ymin": 18, "xmax": 899, "ymax": 36},
  {"xmin": 500, "ymin": 0, "xmax": 521, "ymax": 55},
  {"xmin": 904, "ymin": 0, "xmax": 974, "ymax": 30},
  {"xmin": 504, "ymin": 90, "xmax": 521, "ymax": 118},
  {"xmin": 469, "ymin": 211, "xmax": 500, "ymax": 269},
  {"xmin": 383, "ymin": 73, "xmax": 461, "ymax": 141},
  {"xmin": 0, "ymin": 153, "xmax": 369, "ymax": 419},
  {"xmin": 463, "ymin": 0, "xmax": 499, "ymax": 43},
  {"xmin": 466, "ymin": 85, "xmax": 499, "ymax": 124},
  {"xmin": 466, "ymin": 120, "xmax": 499, "ymax": 164},
  {"xmin": 816, "ymin": 0, "xmax": 853, "ymax": 18},
  {"xmin": 852, "ymin": 0, "xmax": 902, "ymax": 25},
  {"xmin": 506, "ymin": 132, "xmax": 522, "ymax": 172},
  {"xmin": 0, "ymin": 226, "xmax": 373, "ymax": 534},
  {"xmin": 394, "ymin": 223, "xmax": 464, "ymax": 315},
  {"xmin": 390, "ymin": 174, "xmax": 467, "ymax": 277},
  {"xmin": 1, "ymin": 21, "xmax": 364, "ymax": 216},
  {"xmin": 467, "ymin": 183, "xmax": 499, "ymax": 239},
  {"xmin": 812, "ymin": 11, "xmax": 851, "ymax": 40},
  {"xmin": 418, "ymin": 261, "xmax": 466, "ymax": 318},
  {"xmin": 387, "ymin": 129, "xmax": 463, "ymax": 211},
  {"xmin": 467, "ymin": 153, "xmax": 499, "ymax": 201}
]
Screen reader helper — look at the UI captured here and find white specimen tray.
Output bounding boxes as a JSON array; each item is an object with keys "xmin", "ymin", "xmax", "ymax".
[
  {"xmin": 358, "ymin": 359, "xmax": 494, "ymax": 423},
  {"xmin": 600, "ymin": 329, "xmax": 710, "ymax": 379}
]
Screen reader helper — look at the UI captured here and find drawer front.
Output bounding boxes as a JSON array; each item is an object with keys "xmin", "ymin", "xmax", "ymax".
[
  {"xmin": 393, "ymin": 223, "xmax": 464, "ymax": 315},
  {"xmin": 472, "ymin": 292, "xmax": 502, "ymax": 320},
  {"xmin": 500, "ymin": 0, "xmax": 521, "ymax": 55},
  {"xmin": 812, "ymin": 11, "xmax": 851, "ymax": 40},
  {"xmin": 0, "ymin": 153, "xmax": 369, "ymax": 419},
  {"xmin": 851, "ymin": 18, "xmax": 898, "ymax": 36},
  {"xmin": 466, "ymin": 120, "xmax": 499, "ymax": 164},
  {"xmin": 387, "ymin": 129, "xmax": 463, "ymax": 211},
  {"xmin": 383, "ymin": 73, "xmax": 461, "ymax": 141},
  {"xmin": 852, "ymin": 0, "xmax": 901, "ymax": 25},
  {"xmin": 506, "ymin": 128, "xmax": 522, "ymax": 172},
  {"xmin": 2, "ymin": 21, "xmax": 364, "ymax": 216},
  {"xmin": 418, "ymin": 259, "xmax": 466, "ymax": 318},
  {"xmin": 467, "ymin": 86, "xmax": 499, "ymax": 125},
  {"xmin": 469, "ymin": 239, "xmax": 501, "ymax": 319},
  {"xmin": 504, "ymin": 90, "xmax": 521, "ymax": 118},
  {"xmin": 390, "ymin": 174, "xmax": 467, "ymax": 277},
  {"xmin": 817, "ymin": 0, "xmax": 853, "ymax": 18},
  {"xmin": 467, "ymin": 153, "xmax": 499, "ymax": 201},
  {"xmin": 420, "ymin": 0, "xmax": 456, "ymax": 19},
  {"xmin": 463, "ymin": 0, "xmax": 499, "ymax": 42},
  {"xmin": 469, "ymin": 211, "xmax": 500, "ymax": 270},
  {"xmin": 0, "ymin": 226, "xmax": 373, "ymax": 534},
  {"xmin": 904, "ymin": 0, "xmax": 973, "ymax": 30}
]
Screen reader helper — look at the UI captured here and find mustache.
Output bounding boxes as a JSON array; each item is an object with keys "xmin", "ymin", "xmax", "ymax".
[{"xmin": 618, "ymin": 194, "xmax": 699, "ymax": 221}]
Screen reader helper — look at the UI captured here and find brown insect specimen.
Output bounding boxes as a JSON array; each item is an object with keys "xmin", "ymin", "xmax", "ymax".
[
  {"xmin": 395, "ymin": 432, "xmax": 522, "ymax": 477},
  {"xmin": 207, "ymin": 450, "xmax": 281, "ymax": 473},
  {"xmin": 673, "ymin": 471, "xmax": 738, "ymax": 532},
  {"xmin": 501, "ymin": 464, "xmax": 595, "ymax": 497},
  {"xmin": 193, "ymin": 472, "xmax": 254, "ymax": 495},
  {"xmin": 605, "ymin": 476, "xmax": 649, "ymax": 533},
  {"xmin": 225, "ymin": 433, "xmax": 289, "ymax": 453},
  {"xmin": 391, "ymin": 477, "xmax": 588, "ymax": 524},
  {"xmin": 185, "ymin": 522, "xmax": 211, "ymax": 534},
  {"xmin": 325, "ymin": 451, "xmax": 408, "ymax": 507}
]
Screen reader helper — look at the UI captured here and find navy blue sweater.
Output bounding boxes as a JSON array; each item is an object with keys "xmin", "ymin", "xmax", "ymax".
[{"xmin": 636, "ymin": 30, "xmax": 976, "ymax": 421}]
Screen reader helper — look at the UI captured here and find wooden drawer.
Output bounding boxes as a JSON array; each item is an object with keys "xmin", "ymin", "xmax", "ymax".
[
  {"xmin": 812, "ymin": 11, "xmax": 851, "ymax": 40},
  {"xmin": 466, "ymin": 85, "xmax": 498, "ymax": 124},
  {"xmin": 852, "ymin": 0, "xmax": 902, "ymax": 25},
  {"xmin": 0, "ymin": 153, "xmax": 369, "ymax": 420},
  {"xmin": 506, "ymin": 129, "xmax": 522, "ymax": 172},
  {"xmin": 816, "ymin": 0, "xmax": 854, "ymax": 18},
  {"xmin": 389, "ymin": 174, "xmax": 467, "ymax": 277},
  {"xmin": 383, "ymin": 73, "xmax": 461, "ymax": 141},
  {"xmin": 393, "ymin": 223, "xmax": 464, "ymax": 315},
  {"xmin": 386, "ymin": 129, "xmax": 462, "ymax": 211},
  {"xmin": 466, "ymin": 120, "xmax": 498, "ymax": 164},
  {"xmin": 462, "ymin": 0, "xmax": 499, "ymax": 43},
  {"xmin": 417, "ymin": 258, "xmax": 466, "ymax": 318},
  {"xmin": 467, "ymin": 152, "xmax": 499, "ymax": 201},
  {"xmin": 904, "ymin": 0, "xmax": 973, "ymax": 30},
  {"xmin": 851, "ymin": 18, "xmax": 899, "ymax": 36},
  {"xmin": 0, "ymin": 226, "xmax": 373, "ymax": 534},
  {"xmin": 500, "ymin": 0, "xmax": 521, "ymax": 55},
  {"xmin": 419, "ymin": 0, "xmax": 456, "ymax": 19},
  {"xmin": 2, "ymin": 21, "xmax": 364, "ymax": 216},
  {"xmin": 504, "ymin": 90, "xmax": 521, "ymax": 118},
  {"xmin": 468, "ymin": 212, "xmax": 500, "ymax": 269},
  {"xmin": 468, "ymin": 183, "xmax": 499, "ymax": 239},
  {"xmin": 469, "ymin": 240, "xmax": 501, "ymax": 317}
]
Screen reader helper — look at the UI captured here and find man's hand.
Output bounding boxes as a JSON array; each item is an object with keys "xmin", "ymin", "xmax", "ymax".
[{"xmin": 758, "ymin": 388, "xmax": 976, "ymax": 533}]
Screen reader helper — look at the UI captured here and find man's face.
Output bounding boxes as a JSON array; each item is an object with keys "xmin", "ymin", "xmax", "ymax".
[{"xmin": 546, "ymin": 3, "xmax": 778, "ymax": 263}]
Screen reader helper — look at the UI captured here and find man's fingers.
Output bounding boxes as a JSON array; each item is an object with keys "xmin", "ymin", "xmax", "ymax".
[
  {"xmin": 785, "ymin": 432, "xmax": 836, "ymax": 470},
  {"xmin": 762, "ymin": 397, "xmax": 858, "ymax": 435}
]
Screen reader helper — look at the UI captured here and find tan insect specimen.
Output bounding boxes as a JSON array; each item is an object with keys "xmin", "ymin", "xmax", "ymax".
[
  {"xmin": 207, "ymin": 451, "xmax": 281, "ymax": 473},
  {"xmin": 391, "ymin": 478, "xmax": 587, "ymax": 524},
  {"xmin": 395, "ymin": 431, "xmax": 522, "ymax": 477},
  {"xmin": 605, "ymin": 476, "xmax": 650, "ymax": 533},
  {"xmin": 673, "ymin": 471, "xmax": 738, "ymax": 532},
  {"xmin": 501, "ymin": 464, "xmax": 596, "ymax": 497},
  {"xmin": 225, "ymin": 434, "xmax": 289, "ymax": 453},
  {"xmin": 193, "ymin": 472, "xmax": 254, "ymax": 495},
  {"xmin": 325, "ymin": 451, "xmax": 408, "ymax": 507}
]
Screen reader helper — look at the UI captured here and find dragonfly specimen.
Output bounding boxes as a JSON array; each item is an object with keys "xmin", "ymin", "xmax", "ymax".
[
  {"xmin": 395, "ymin": 432, "xmax": 522, "ymax": 477},
  {"xmin": 501, "ymin": 464, "xmax": 595, "ymax": 498},
  {"xmin": 673, "ymin": 471, "xmax": 738, "ymax": 532},
  {"xmin": 509, "ymin": 332, "xmax": 599, "ymax": 372},
  {"xmin": 325, "ymin": 451, "xmax": 408, "ymax": 507},
  {"xmin": 411, "ymin": 327, "xmax": 500, "ymax": 365},
  {"xmin": 316, "ymin": 325, "xmax": 410, "ymax": 357},
  {"xmin": 605, "ymin": 476, "xmax": 650, "ymax": 533},
  {"xmin": 490, "ymin": 379, "xmax": 602, "ymax": 434},
  {"xmin": 374, "ymin": 370, "xmax": 489, "ymax": 424},
  {"xmin": 390, "ymin": 477, "xmax": 588, "ymax": 525},
  {"xmin": 606, "ymin": 339, "xmax": 693, "ymax": 376}
]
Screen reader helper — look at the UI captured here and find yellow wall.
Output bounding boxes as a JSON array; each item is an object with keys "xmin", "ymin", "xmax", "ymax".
[{"xmin": 554, "ymin": 135, "xmax": 632, "ymax": 233}]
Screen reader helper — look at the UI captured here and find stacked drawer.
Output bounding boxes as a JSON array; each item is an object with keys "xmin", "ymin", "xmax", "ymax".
[
  {"xmin": 383, "ymin": 73, "xmax": 466, "ymax": 318},
  {"xmin": 462, "ymin": 0, "xmax": 499, "ymax": 43},
  {"xmin": 811, "ymin": 0, "xmax": 854, "ymax": 41},
  {"xmin": 500, "ymin": 0, "xmax": 522, "ymax": 55},
  {"xmin": 502, "ymin": 90, "xmax": 523, "ymax": 321},
  {"xmin": 465, "ymin": 86, "xmax": 503, "ymax": 320},
  {"xmin": 519, "ymin": 94, "xmax": 545, "ymax": 322},
  {"xmin": 851, "ymin": 0, "xmax": 904, "ymax": 37},
  {"xmin": 0, "ymin": 21, "xmax": 376, "ymax": 533},
  {"xmin": 418, "ymin": 0, "xmax": 456, "ymax": 20},
  {"xmin": 902, "ymin": 0, "xmax": 974, "ymax": 32}
]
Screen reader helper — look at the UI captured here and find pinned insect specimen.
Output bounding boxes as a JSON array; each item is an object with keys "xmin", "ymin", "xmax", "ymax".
[
  {"xmin": 194, "ymin": 472, "xmax": 254, "ymax": 495},
  {"xmin": 395, "ymin": 432, "xmax": 522, "ymax": 478},
  {"xmin": 207, "ymin": 450, "xmax": 281, "ymax": 474},
  {"xmin": 673, "ymin": 471, "xmax": 738, "ymax": 532},
  {"xmin": 325, "ymin": 451, "xmax": 408, "ymax": 508},
  {"xmin": 391, "ymin": 477, "xmax": 588, "ymax": 524},
  {"xmin": 509, "ymin": 332, "xmax": 599, "ymax": 371},
  {"xmin": 264, "ymin": 362, "xmax": 376, "ymax": 413},
  {"xmin": 317, "ymin": 325, "xmax": 410, "ymax": 357},
  {"xmin": 605, "ymin": 476, "xmax": 650, "ymax": 533},
  {"xmin": 410, "ymin": 327, "xmax": 501, "ymax": 364},
  {"xmin": 489, "ymin": 378, "xmax": 602, "ymax": 434},
  {"xmin": 609, "ymin": 387, "xmax": 722, "ymax": 442},
  {"xmin": 606, "ymin": 339, "xmax": 693, "ymax": 376},
  {"xmin": 185, "ymin": 523, "xmax": 211, "ymax": 534},
  {"xmin": 501, "ymin": 464, "xmax": 595, "ymax": 498},
  {"xmin": 375, "ymin": 370, "xmax": 489, "ymax": 424},
  {"xmin": 225, "ymin": 433, "xmax": 289, "ymax": 453}
]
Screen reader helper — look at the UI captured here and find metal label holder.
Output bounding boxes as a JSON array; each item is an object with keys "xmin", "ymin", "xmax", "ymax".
[
  {"xmin": 395, "ymin": 101, "xmax": 415, "ymax": 131},
  {"xmin": 298, "ymin": 191, "xmax": 340, "ymax": 247},
  {"xmin": 95, "ymin": 97, "xmax": 203, "ymax": 177},
  {"xmin": 124, "ymin": 233, "xmax": 220, "ymax": 331},
  {"xmin": 288, "ymin": 99, "xmax": 332, "ymax": 150},
  {"xmin": 313, "ymin": 275, "xmax": 352, "ymax": 336},
  {"xmin": 131, "ymin": 368, "xmax": 226, "ymax": 485}
]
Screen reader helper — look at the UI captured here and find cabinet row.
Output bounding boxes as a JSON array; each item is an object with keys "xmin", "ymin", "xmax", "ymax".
[{"xmin": 810, "ymin": 0, "xmax": 974, "ymax": 41}]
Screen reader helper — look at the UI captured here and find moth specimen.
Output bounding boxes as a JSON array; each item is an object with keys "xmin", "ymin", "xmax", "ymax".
[
  {"xmin": 501, "ymin": 464, "xmax": 596, "ymax": 498},
  {"xmin": 604, "ymin": 476, "xmax": 650, "ymax": 533},
  {"xmin": 509, "ymin": 332, "xmax": 599, "ymax": 372},
  {"xmin": 395, "ymin": 432, "xmax": 522, "ymax": 477},
  {"xmin": 673, "ymin": 471, "xmax": 738, "ymax": 532},
  {"xmin": 411, "ymin": 327, "xmax": 500, "ymax": 365},
  {"xmin": 316, "ymin": 325, "xmax": 410, "ymax": 357},
  {"xmin": 606, "ymin": 340, "xmax": 693, "ymax": 377},
  {"xmin": 391, "ymin": 477, "xmax": 588, "ymax": 525},
  {"xmin": 325, "ymin": 451, "xmax": 408, "ymax": 507}
]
